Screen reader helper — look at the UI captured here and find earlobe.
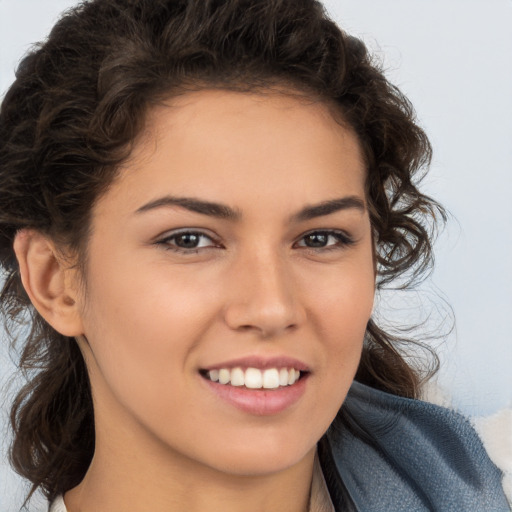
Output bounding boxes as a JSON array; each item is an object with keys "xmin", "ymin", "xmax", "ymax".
[{"xmin": 13, "ymin": 229, "xmax": 84, "ymax": 337}]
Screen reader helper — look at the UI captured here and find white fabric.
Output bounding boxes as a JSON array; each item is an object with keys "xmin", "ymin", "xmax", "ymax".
[
  {"xmin": 49, "ymin": 495, "xmax": 67, "ymax": 512},
  {"xmin": 472, "ymin": 409, "xmax": 512, "ymax": 506}
]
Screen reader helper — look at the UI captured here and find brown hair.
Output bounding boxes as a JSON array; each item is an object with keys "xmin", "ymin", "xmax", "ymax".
[{"xmin": 0, "ymin": 0, "xmax": 444, "ymax": 502}]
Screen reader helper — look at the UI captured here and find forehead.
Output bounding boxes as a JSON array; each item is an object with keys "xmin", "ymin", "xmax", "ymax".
[{"xmin": 98, "ymin": 89, "xmax": 367, "ymax": 217}]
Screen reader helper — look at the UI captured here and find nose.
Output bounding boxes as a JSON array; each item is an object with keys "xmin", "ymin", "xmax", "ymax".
[{"xmin": 223, "ymin": 250, "xmax": 305, "ymax": 338}]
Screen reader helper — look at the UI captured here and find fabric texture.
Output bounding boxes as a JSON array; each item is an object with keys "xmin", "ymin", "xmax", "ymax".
[
  {"xmin": 48, "ymin": 381, "xmax": 510, "ymax": 512},
  {"xmin": 472, "ymin": 408, "xmax": 512, "ymax": 503},
  {"xmin": 49, "ymin": 495, "xmax": 66, "ymax": 512},
  {"xmin": 318, "ymin": 381, "xmax": 511, "ymax": 511}
]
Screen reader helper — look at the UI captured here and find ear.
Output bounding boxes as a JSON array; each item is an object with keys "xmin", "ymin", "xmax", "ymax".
[{"xmin": 13, "ymin": 229, "xmax": 84, "ymax": 337}]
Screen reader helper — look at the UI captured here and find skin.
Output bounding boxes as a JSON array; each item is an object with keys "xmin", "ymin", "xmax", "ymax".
[{"xmin": 16, "ymin": 90, "xmax": 375, "ymax": 512}]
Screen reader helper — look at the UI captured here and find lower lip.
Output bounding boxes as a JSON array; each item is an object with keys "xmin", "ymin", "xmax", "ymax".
[{"xmin": 202, "ymin": 375, "xmax": 308, "ymax": 416}]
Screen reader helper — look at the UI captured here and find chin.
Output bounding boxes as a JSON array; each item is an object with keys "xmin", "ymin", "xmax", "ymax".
[{"xmin": 196, "ymin": 432, "xmax": 317, "ymax": 477}]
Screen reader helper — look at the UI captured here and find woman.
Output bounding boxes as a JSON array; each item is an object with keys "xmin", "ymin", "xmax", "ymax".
[{"xmin": 0, "ymin": 0, "xmax": 508, "ymax": 510}]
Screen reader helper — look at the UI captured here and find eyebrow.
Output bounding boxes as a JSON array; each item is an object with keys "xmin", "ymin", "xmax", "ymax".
[
  {"xmin": 292, "ymin": 196, "xmax": 366, "ymax": 222},
  {"xmin": 135, "ymin": 195, "xmax": 365, "ymax": 221},
  {"xmin": 135, "ymin": 196, "xmax": 241, "ymax": 220}
]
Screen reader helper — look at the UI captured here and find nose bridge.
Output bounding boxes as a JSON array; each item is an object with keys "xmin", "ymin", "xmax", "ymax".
[{"xmin": 224, "ymin": 244, "xmax": 303, "ymax": 336}]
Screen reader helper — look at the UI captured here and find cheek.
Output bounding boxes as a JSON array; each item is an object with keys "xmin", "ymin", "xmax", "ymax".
[
  {"xmin": 312, "ymin": 257, "xmax": 375, "ymax": 330},
  {"xmin": 84, "ymin": 254, "xmax": 216, "ymax": 337},
  {"xmin": 77, "ymin": 263, "xmax": 219, "ymax": 411},
  {"xmin": 312, "ymin": 259, "xmax": 374, "ymax": 377}
]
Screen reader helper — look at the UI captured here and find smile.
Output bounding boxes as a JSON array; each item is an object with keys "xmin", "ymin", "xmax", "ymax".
[{"xmin": 203, "ymin": 367, "xmax": 303, "ymax": 389}]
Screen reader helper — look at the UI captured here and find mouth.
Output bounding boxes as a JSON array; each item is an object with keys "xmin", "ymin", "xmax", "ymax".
[
  {"xmin": 199, "ymin": 358, "xmax": 310, "ymax": 415},
  {"xmin": 200, "ymin": 367, "xmax": 307, "ymax": 390}
]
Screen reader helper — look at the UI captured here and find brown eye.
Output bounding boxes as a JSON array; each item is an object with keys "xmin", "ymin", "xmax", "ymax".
[
  {"xmin": 295, "ymin": 230, "xmax": 354, "ymax": 250},
  {"xmin": 303, "ymin": 233, "xmax": 329, "ymax": 247},
  {"xmin": 174, "ymin": 233, "xmax": 202, "ymax": 249},
  {"xmin": 157, "ymin": 231, "xmax": 219, "ymax": 252}
]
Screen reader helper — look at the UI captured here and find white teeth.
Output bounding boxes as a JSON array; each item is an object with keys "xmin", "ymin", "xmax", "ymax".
[
  {"xmin": 218, "ymin": 368, "xmax": 230, "ymax": 385},
  {"xmin": 205, "ymin": 367, "xmax": 303, "ymax": 388},
  {"xmin": 263, "ymin": 368, "xmax": 280, "ymax": 389},
  {"xmin": 245, "ymin": 368, "xmax": 263, "ymax": 389},
  {"xmin": 230, "ymin": 367, "xmax": 245, "ymax": 386}
]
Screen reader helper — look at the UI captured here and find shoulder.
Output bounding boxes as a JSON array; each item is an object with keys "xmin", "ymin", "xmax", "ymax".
[{"xmin": 319, "ymin": 381, "xmax": 511, "ymax": 512}]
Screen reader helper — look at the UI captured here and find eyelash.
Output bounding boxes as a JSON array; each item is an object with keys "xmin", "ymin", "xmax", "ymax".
[
  {"xmin": 156, "ymin": 230, "xmax": 221, "ymax": 254},
  {"xmin": 294, "ymin": 230, "xmax": 355, "ymax": 251},
  {"xmin": 156, "ymin": 229, "xmax": 355, "ymax": 254}
]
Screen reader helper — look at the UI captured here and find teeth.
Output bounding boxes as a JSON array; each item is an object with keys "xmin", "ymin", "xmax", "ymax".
[
  {"xmin": 263, "ymin": 368, "xmax": 279, "ymax": 389},
  {"xmin": 288, "ymin": 368, "xmax": 298, "ymax": 385},
  {"xmin": 205, "ymin": 367, "xmax": 302, "ymax": 388},
  {"xmin": 218, "ymin": 368, "xmax": 230, "ymax": 385},
  {"xmin": 245, "ymin": 368, "xmax": 263, "ymax": 389},
  {"xmin": 230, "ymin": 367, "xmax": 245, "ymax": 386}
]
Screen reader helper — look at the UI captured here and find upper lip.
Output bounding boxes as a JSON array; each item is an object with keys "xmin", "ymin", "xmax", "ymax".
[{"xmin": 201, "ymin": 355, "xmax": 310, "ymax": 372}]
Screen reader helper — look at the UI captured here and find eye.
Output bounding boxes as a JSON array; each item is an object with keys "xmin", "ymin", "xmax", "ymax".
[
  {"xmin": 295, "ymin": 230, "xmax": 354, "ymax": 250},
  {"xmin": 157, "ymin": 230, "xmax": 220, "ymax": 252}
]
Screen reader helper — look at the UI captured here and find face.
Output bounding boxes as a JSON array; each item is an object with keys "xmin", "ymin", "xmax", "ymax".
[{"xmin": 75, "ymin": 90, "xmax": 375, "ymax": 476}]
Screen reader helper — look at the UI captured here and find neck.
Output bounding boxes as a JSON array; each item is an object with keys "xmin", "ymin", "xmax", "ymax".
[{"xmin": 64, "ymin": 414, "xmax": 315, "ymax": 512}]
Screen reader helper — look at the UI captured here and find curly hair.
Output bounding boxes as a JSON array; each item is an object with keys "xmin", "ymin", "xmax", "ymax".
[{"xmin": 0, "ymin": 0, "xmax": 445, "ymax": 501}]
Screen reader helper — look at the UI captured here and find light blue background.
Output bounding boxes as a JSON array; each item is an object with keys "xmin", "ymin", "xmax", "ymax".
[{"xmin": 1, "ymin": 1, "xmax": 511, "ymax": 509}]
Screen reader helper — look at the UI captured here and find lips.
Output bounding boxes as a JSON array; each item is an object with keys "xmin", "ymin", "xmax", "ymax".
[{"xmin": 199, "ymin": 356, "xmax": 310, "ymax": 415}]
